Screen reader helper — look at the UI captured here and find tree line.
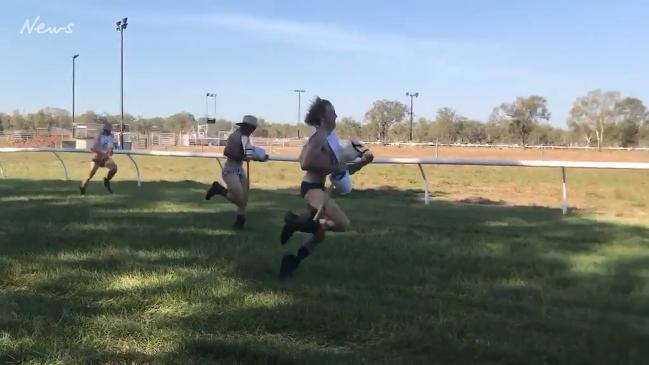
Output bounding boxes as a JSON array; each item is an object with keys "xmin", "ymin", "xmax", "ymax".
[{"xmin": 2, "ymin": 89, "xmax": 648, "ymax": 147}]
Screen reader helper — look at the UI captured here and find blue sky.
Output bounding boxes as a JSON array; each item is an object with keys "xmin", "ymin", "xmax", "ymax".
[{"xmin": 2, "ymin": 0, "xmax": 648, "ymax": 127}]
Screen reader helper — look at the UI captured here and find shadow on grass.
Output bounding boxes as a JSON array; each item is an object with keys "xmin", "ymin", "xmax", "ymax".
[{"xmin": 1, "ymin": 179, "xmax": 648, "ymax": 364}]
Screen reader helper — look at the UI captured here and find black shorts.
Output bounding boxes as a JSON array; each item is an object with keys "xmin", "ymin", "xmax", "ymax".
[{"xmin": 300, "ymin": 181, "xmax": 325, "ymax": 198}]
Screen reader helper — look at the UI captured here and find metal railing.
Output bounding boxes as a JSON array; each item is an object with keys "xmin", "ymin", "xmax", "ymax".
[{"xmin": 2, "ymin": 147, "xmax": 649, "ymax": 214}]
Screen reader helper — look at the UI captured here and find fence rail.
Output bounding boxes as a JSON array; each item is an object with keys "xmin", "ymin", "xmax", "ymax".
[{"xmin": 2, "ymin": 147, "xmax": 649, "ymax": 214}]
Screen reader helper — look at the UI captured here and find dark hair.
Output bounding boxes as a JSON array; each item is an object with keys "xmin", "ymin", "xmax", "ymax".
[{"xmin": 304, "ymin": 97, "xmax": 331, "ymax": 126}]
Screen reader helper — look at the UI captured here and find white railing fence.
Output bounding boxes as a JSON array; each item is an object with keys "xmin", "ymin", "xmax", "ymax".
[{"xmin": 1, "ymin": 147, "xmax": 649, "ymax": 215}]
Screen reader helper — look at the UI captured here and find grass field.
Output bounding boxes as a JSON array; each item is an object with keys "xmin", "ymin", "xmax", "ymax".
[
  {"xmin": 2, "ymin": 151, "xmax": 648, "ymax": 221},
  {"xmin": 1, "ymin": 152, "xmax": 649, "ymax": 364}
]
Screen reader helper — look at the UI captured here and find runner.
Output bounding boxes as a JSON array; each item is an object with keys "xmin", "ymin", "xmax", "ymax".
[
  {"xmin": 279, "ymin": 97, "xmax": 356, "ymax": 278},
  {"xmin": 80, "ymin": 121, "xmax": 117, "ymax": 195},
  {"xmin": 205, "ymin": 115, "xmax": 268, "ymax": 230}
]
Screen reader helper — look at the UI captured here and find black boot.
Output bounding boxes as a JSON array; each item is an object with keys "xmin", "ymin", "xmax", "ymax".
[
  {"xmin": 280, "ymin": 212, "xmax": 319, "ymax": 244},
  {"xmin": 280, "ymin": 212, "xmax": 299, "ymax": 244},
  {"xmin": 233, "ymin": 214, "xmax": 246, "ymax": 230},
  {"xmin": 103, "ymin": 177, "xmax": 113, "ymax": 194},
  {"xmin": 205, "ymin": 181, "xmax": 227, "ymax": 200},
  {"xmin": 279, "ymin": 254, "xmax": 300, "ymax": 278},
  {"xmin": 279, "ymin": 246, "xmax": 310, "ymax": 279}
]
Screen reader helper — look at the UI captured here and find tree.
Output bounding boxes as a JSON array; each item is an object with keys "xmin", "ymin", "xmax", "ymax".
[
  {"xmin": 484, "ymin": 120, "xmax": 510, "ymax": 144},
  {"xmin": 639, "ymin": 122, "xmax": 649, "ymax": 146},
  {"xmin": 456, "ymin": 119, "xmax": 486, "ymax": 144},
  {"xmin": 22, "ymin": 107, "xmax": 71, "ymax": 130},
  {"xmin": 165, "ymin": 112, "xmax": 196, "ymax": 132},
  {"xmin": 209, "ymin": 119, "xmax": 234, "ymax": 137},
  {"xmin": 613, "ymin": 97, "xmax": 646, "ymax": 147},
  {"xmin": 615, "ymin": 120, "xmax": 640, "ymax": 147},
  {"xmin": 529, "ymin": 123, "xmax": 566, "ymax": 146},
  {"xmin": 76, "ymin": 111, "xmax": 99, "ymax": 125},
  {"xmin": 390, "ymin": 122, "xmax": 410, "ymax": 142},
  {"xmin": 133, "ymin": 116, "xmax": 165, "ymax": 133},
  {"xmin": 569, "ymin": 90, "xmax": 620, "ymax": 150},
  {"xmin": 435, "ymin": 107, "xmax": 461, "ymax": 143},
  {"xmin": 10, "ymin": 111, "xmax": 30, "ymax": 130},
  {"xmin": 364, "ymin": 100, "xmax": 407, "ymax": 142},
  {"xmin": 492, "ymin": 96, "xmax": 550, "ymax": 146},
  {"xmin": 0, "ymin": 113, "xmax": 10, "ymax": 131},
  {"xmin": 567, "ymin": 119, "xmax": 594, "ymax": 146},
  {"xmin": 336, "ymin": 117, "xmax": 362, "ymax": 139},
  {"xmin": 413, "ymin": 117, "xmax": 436, "ymax": 142}
]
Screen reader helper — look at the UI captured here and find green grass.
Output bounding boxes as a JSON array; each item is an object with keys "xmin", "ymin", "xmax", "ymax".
[
  {"xmin": 1, "ymin": 153, "xmax": 649, "ymax": 363},
  {"xmin": 2, "ymin": 152, "xmax": 648, "ymax": 220}
]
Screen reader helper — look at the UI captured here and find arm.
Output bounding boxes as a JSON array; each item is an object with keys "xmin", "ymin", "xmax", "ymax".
[{"xmin": 347, "ymin": 151, "xmax": 374, "ymax": 175}]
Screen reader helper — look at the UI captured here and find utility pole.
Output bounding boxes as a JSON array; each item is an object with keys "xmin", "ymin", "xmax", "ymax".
[
  {"xmin": 406, "ymin": 92, "xmax": 419, "ymax": 141},
  {"xmin": 116, "ymin": 17, "xmax": 128, "ymax": 148},
  {"xmin": 294, "ymin": 89, "xmax": 306, "ymax": 123},
  {"xmin": 72, "ymin": 54, "xmax": 79, "ymax": 124}
]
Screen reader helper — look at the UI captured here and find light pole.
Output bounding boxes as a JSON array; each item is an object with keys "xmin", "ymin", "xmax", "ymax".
[
  {"xmin": 116, "ymin": 17, "xmax": 128, "ymax": 148},
  {"xmin": 213, "ymin": 93, "xmax": 216, "ymax": 119},
  {"xmin": 205, "ymin": 92, "xmax": 216, "ymax": 122},
  {"xmin": 205, "ymin": 92, "xmax": 216, "ymax": 121},
  {"xmin": 72, "ymin": 54, "xmax": 79, "ymax": 124},
  {"xmin": 205, "ymin": 93, "xmax": 209, "ymax": 122},
  {"xmin": 294, "ymin": 89, "xmax": 305, "ymax": 123},
  {"xmin": 201, "ymin": 92, "xmax": 216, "ymax": 143},
  {"xmin": 406, "ymin": 92, "xmax": 419, "ymax": 141}
]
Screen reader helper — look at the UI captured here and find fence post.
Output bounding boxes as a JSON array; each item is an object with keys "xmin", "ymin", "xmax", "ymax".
[
  {"xmin": 246, "ymin": 160, "xmax": 251, "ymax": 190},
  {"xmin": 0, "ymin": 160, "xmax": 5, "ymax": 178},
  {"xmin": 127, "ymin": 154, "xmax": 142, "ymax": 187},
  {"xmin": 417, "ymin": 163, "xmax": 430, "ymax": 205},
  {"xmin": 52, "ymin": 151, "xmax": 69, "ymax": 181},
  {"xmin": 215, "ymin": 157, "xmax": 224, "ymax": 184},
  {"xmin": 561, "ymin": 167, "xmax": 568, "ymax": 215}
]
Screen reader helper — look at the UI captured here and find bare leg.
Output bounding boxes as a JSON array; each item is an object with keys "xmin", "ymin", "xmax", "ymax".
[
  {"xmin": 222, "ymin": 173, "xmax": 248, "ymax": 229},
  {"xmin": 223, "ymin": 173, "xmax": 246, "ymax": 213},
  {"xmin": 80, "ymin": 162, "xmax": 100, "ymax": 194},
  {"xmin": 280, "ymin": 190, "xmax": 350, "ymax": 278},
  {"xmin": 104, "ymin": 159, "xmax": 118, "ymax": 181},
  {"xmin": 306, "ymin": 189, "xmax": 350, "ymax": 231}
]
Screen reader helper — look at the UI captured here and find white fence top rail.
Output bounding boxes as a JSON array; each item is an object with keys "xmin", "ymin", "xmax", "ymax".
[{"xmin": 2, "ymin": 147, "xmax": 649, "ymax": 170}]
